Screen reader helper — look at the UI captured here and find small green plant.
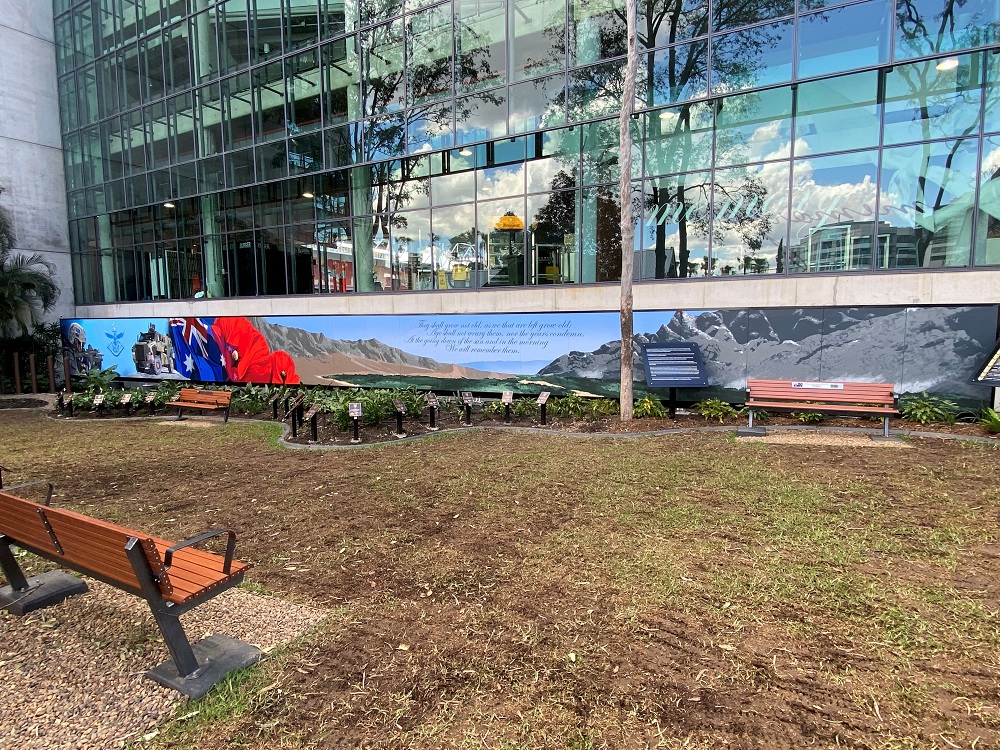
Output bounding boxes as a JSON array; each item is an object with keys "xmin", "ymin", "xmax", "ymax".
[
  {"xmin": 900, "ymin": 392, "xmax": 959, "ymax": 425},
  {"xmin": 82, "ymin": 365, "xmax": 118, "ymax": 394},
  {"xmin": 590, "ymin": 398, "xmax": 619, "ymax": 418},
  {"xmin": 633, "ymin": 395, "xmax": 668, "ymax": 419},
  {"xmin": 791, "ymin": 411, "xmax": 824, "ymax": 424},
  {"xmin": 691, "ymin": 398, "xmax": 738, "ymax": 423},
  {"xmin": 154, "ymin": 379, "xmax": 181, "ymax": 405},
  {"xmin": 394, "ymin": 387, "xmax": 427, "ymax": 419},
  {"xmin": 550, "ymin": 393, "xmax": 590, "ymax": 419},
  {"xmin": 979, "ymin": 407, "xmax": 1000, "ymax": 434}
]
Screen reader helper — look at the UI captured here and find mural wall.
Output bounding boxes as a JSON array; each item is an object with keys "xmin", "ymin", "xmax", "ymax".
[{"xmin": 62, "ymin": 305, "xmax": 1000, "ymax": 400}]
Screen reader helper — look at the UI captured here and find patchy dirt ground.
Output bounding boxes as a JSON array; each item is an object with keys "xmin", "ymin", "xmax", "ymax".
[{"xmin": 1, "ymin": 409, "xmax": 999, "ymax": 749}]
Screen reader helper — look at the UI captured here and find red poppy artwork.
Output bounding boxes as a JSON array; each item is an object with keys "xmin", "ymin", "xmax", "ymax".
[
  {"xmin": 211, "ymin": 317, "xmax": 298, "ymax": 384},
  {"xmin": 270, "ymin": 349, "xmax": 301, "ymax": 385}
]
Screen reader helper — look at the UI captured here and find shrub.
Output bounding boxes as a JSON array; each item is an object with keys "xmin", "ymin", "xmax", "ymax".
[
  {"xmin": 590, "ymin": 398, "xmax": 619, "ymax": 418},
  {"xmin": 979, "ymin": 408, "xmax": 1000, "ymax": 434},
  {"xmin": 691, "ymin": 398, "xmax": 738, "ymax": 422},
  {"xmin": 633, "ymin": 395, "xmax": 667, "ymax": 419},
  {"xmin": 550, "ymin": 394, "xmax": 590, "ymax": 419},
  {"xmin": 900, "ymin": 392, "xmax": 958, "ymax": 425}
]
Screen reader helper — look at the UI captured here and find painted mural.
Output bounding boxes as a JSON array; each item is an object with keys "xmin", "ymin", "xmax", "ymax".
[{"xmin": 62, "ymin": 305, "xmax": 999, "ymax": 401}]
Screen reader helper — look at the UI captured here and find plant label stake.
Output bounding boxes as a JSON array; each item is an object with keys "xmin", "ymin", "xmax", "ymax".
[
  {"xmin": 57, "ymin": 391, "xmax": 65, "ymax": 415},
  {"xmin": 93, "ymin": 393, "xmax": 105, "ymax": 416},
  {"xmin": 393, "ymin": 399, "xmax": 407, "ymax": 438},
  {"xmin": 502, "ymin": 390, "xmax": 513, "ymax": 424},
  {"xmin": 427, "ymin": 393, "xmax": 438, "ymax": 431},
  {"xmin": 270, "ymin": 393, "xmax": 281, "ymax": 420},
  {"xmin": 121, "ymin": 392, "xmax": 132, "ymax": 417},
  {"xmin": 349, "ymin": 402, "xmax": 362, "ymax": 443},
  {"xmin": 461, "ymin": 392, "xmax": 473, "ymax": 426},
  {"xmin": 537, "ymin": 391, "xmax": 550, "ymax": 425},
  {"xmin": 145, "ymin": 391, "xmax": 156, "ymax": 414},
  {"xmin": 304, "ymin": 406, "xmax": 319, "ymax": 442}
]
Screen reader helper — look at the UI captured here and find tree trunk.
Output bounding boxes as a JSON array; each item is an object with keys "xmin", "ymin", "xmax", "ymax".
[{"xmin": 618, "ymin": 0, "xmax": 638, "ymax": 421}]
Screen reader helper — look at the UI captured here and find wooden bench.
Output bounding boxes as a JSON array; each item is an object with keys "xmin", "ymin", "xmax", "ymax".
[
  {"xmin": 745, "ymin": 379, "xmax": 899, "ymax": 438},
  {"xmin": 0, "ymin": 488, "xmax": 259, "ymax": 698},
  {"xmin": 172, "ymin": 387, "xmax": 232, "ymax": 423}
]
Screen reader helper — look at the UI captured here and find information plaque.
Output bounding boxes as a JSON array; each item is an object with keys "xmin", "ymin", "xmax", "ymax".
[
  {"xmin": 427, "ymin": 393, "xmax": 438, "ymax": 407},
  {"xmin": 973, "ymin": 339, "xmax": 1000, "ymax": 386},
  {"xmin": 641, "ymin": 343, "xmax": 708, "ymax": 388},
  {"xmin": 461, "ymin": 391, "xmax": 474, "ymax": 404},
  {"xmin": 501, "ymin": 390, "xmax": 513, "ymax": 404},
  {"xmin": 348, "ymin": 402, "xmax": 362, "ymax": 418},
  {"xmin": 536, "ymin": 391, "xmax": 550, "ymax": 404}
]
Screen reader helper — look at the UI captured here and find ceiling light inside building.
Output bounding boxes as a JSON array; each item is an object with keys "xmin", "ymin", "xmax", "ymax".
[
  {"xmin": 163, "ymin": 202, "xmax": 175, "ymax": 208},
  {"xmin": 302, "ymin": 191, "xmax": 314, "ymax": 198},
  {"xmin": 936, "ymin": 58, "xmax": 959, "ymax": 71},
  {"xmin": 459, "ymin": 148, "xmax": 472, "ymax": 156}
]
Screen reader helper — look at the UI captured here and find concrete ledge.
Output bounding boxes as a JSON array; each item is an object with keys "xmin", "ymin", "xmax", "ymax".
[
  {"xmin": 736, "ymin": 426, "xmax": 767, "ymax": 437},
  {"xmin": 0, "ymin": 570, "xmax": 89, "ymax": 615},
  {"xmin": 146, "ymin": 634, "xmax": 262, "ymax": 700}
]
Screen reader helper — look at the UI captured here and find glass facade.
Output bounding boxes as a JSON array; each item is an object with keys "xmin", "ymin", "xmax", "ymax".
[{"xmin": 54, "ymin": 0, "xmax": 1000, "ymax": 304}]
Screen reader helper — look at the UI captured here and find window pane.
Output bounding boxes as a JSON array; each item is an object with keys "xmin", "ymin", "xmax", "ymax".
[
  {"xmin": 254, "ymin": 61, "xmax": 286, "ymax": 142},
  {"xmin": 715, "ymin": 86, "xmax": 793, "ymax": 167},
  {"xmin": 527, "ymin": 189, "xmax": 579, "ymax": 282},
  {"xmin": 878, "ymin": 139, "xmax": 977, "ymax": 268},
  {"xmin": 797, "ymin": 0, "xmax": 891, "ymax": 80},
  {"xmin": 569, "ymin": 61, "xmax": 623, "ymax": 121},
  {"xmin": 510, "ymin": 73, "xmax": 566, "ymax": 134},
  {"xmin": 580, "ymin": 184, "xmax": 621, "ymax": 282},
  {"xmin": 711, "ymin": 19, "xmax": 793, "ymax": 93},
  {"xmin": 639, "ymin": 0, "xmax": 708, "ymax": 49},
  {"xmin": 711, "ymin": 161, "xmax": 789, "ymax": 276},
  {"xmin": 219, "ymin": 0, "xmax": 251, "ymax": 75},
  {"xmin": 643, "ymin": 103, "xmax": 714, "ymax": 176},
  {"xmin": 795, "ymin": 70, "xmax": 880, "ymax": 155},
  {"xmin": 323, "ymin": 36, "xmax": 362, "ymax": 125},
  {"xmin": 224, "ymin": 72, "xmax": 255, "ymax": 150},
  {"xmin": 984, "ymin": 53, "xmax": 999, "ymax": 134},
  {"xmin": 646, "ymin": 41, "xmax": 708, "ymax": 108},
  {"xmin": 569, "ymin": 0, "xmax": 625, "ymax": 66},
  {"xmin": 407, "ymin": 5, "xmax": 453, "ymax": 107},
  {"xmin": 408, "ymin": 103, "xmax": 454, "ymax": 153},
  {"xmin": 457, "ymin": 0, "xmax": 507, "ymax": 93},
  {"xmin": 252, "ymin": 0, "xmax": 284, "ymax": 62},
  {"xmin": 895, "ymin": 0, "xmax": 999, "ymax": 60},
  {"xmin": 362, "ymin": 21, "xmax": 405, "ymax": 115},
  {"xmin": 788, "ymin": 150, "xmax": 878, "ymax": 273},
  {"xmin": 479, "ymin": 196, "xmax": 527, "ymax": 284},
  {"xmin": 287, "ymin": 48, "xmax": 323, "ymax": 134},
  {"xmin": 510, "ymin": 0, "xmax": 566, "ymax": 82},
  {"xmin": 457, "ymin": 89, "xmax": 509, "ymax": 143},
  {"xmin": 713, "ymin": 0, "xmax": 794, "ymax": 33},
  {"xmin": 639, "ymin": 171, "xmax": 711, "ymax": 278},
  {"xmin": 976, "ymin": 134, "xmax": 1000, "ymax": 265},
  {"xmin": 882, "ymin": 55, "xmax": 982, "ymax": 146},
  {"xmin": 286, "ymin": 0, "xmax": 320, "ymax": 51}
]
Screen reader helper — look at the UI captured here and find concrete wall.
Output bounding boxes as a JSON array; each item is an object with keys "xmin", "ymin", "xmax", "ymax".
[
  {"xmin": 0, "ymin": 1, "xmax": 73, "ymax": 323},
  {"xmin": 76, "ymin": 268, "xmax": 1000, "ymax": 321}
]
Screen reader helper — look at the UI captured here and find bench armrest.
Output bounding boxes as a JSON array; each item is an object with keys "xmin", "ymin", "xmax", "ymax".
[{"xmin": 164, "ymin": 528, "xmax": 237, "ymax": 574}]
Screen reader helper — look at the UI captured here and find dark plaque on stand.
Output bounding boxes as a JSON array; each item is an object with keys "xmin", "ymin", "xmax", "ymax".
[
  {"xmin": 973, "ymin": 338, "xmax": 1000, "ymax": 386},
  {"xmin": 641, "ymin": 343, "xmax": 708, "ymax": 418}
]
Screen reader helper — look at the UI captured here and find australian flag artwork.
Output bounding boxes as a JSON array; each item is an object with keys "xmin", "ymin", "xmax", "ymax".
[{"xmin": 169, "ymin": 317, "xmax": 226, "ymax": 383}]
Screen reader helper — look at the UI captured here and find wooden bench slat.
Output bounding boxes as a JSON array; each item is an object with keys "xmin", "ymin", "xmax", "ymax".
[{"xmin": 1, "ymin": 491, "xmax": 250, "ymax": 605}]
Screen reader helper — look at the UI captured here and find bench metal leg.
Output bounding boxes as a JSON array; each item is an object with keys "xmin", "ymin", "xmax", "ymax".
[
  {"xmin": 883, "ymin": 416, "xmax": 890, "ymax": 439},
  {"xmin": 176, "ymin": 407, "xmax": 186, "ymax": 421},
  {"xmin": 748, "ymin": 409, "xmax": 754, "ymax": 429},
  {"xmin": 124, "ymin": 538, "xmax": 199, "ymax": 676},
  {"xmin": 0, "ymin": 538, "xmax": 29, "ymax": 592}
]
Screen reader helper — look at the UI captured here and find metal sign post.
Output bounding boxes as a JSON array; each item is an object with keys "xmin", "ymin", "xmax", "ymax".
[
  {"xmin": 537, "ymin": 391, "xmax": 550, "ymax": 425},
  {"xmin": 427, "ymin": 393, "xmax": 439, "ymax": 430},
  {"xmin": 121, "ymin": 392, "xmax": 133, "ymax": 417},
  {"xmin": 461, "ymin": 391, "xmax": 474, "ymax": 426},
  {"xmin": 304, "ymin": 406, "xmax": 319, "ymax": 442},
  {"xmin": 349, "ymin": 402, "xmax": 362, "ymax": 443},
  {"xmin": 393, "ymin": 399, "xmax": 407, "ymax": 438},
  {"xmin": 502, "ymin": 390, "xmax": 513, "ymax": 424}
]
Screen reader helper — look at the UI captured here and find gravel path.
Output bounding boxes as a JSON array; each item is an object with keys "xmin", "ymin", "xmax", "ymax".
[
  {"xmin": 736, "ymin": 430, "xmax": 911, "ymax": 447},
  {"xmin": 0, "ymin": 579, "xmax": 326, "ymax": 750}
]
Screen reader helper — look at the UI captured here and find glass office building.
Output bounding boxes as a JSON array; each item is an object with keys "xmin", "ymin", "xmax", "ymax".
[{"xmin": 54, "ymin": 0, "xmax": 1000, "ymax": 304}]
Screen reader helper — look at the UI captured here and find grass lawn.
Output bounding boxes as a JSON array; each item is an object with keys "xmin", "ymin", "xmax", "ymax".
[{"xmin": 2, "ymin": 409, "xmax": 999, "ymax": 749}]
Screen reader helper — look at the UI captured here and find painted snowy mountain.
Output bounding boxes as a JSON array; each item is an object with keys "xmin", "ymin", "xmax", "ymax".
[
  {"xmin": 538, "ymin": 307, "xmax": 996, "ymax": 396},
  {"xmin": 250, "ymin": 317, "xmax": 508, "ymax": 381}
]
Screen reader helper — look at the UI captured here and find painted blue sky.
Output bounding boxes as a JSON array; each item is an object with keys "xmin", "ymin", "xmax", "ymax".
[{"xmin": 271, "ymin": 312, "xmax": 690, "ymax": 368}]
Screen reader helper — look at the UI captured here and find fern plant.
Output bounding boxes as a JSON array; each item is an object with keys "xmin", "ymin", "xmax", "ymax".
[
  {"xmin": 791, "ymin": 411, "xmax": 824, "ymax": 424},
  {"xmin": 900, "ymin": 392, "xmax": 958, "ymax": 425},
  {"xmin": 979, "ymin": 408, "xmax": 1000, "ymax": 434}
]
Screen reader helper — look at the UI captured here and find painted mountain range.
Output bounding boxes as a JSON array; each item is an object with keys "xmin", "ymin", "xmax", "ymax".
[
  {"xmin": 539, "ymin": 307, "xmax": 997, "ymax": 397},
  {"xmin": 250, "ymin": 317, "xmax": 508, "ymax": 382}
]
